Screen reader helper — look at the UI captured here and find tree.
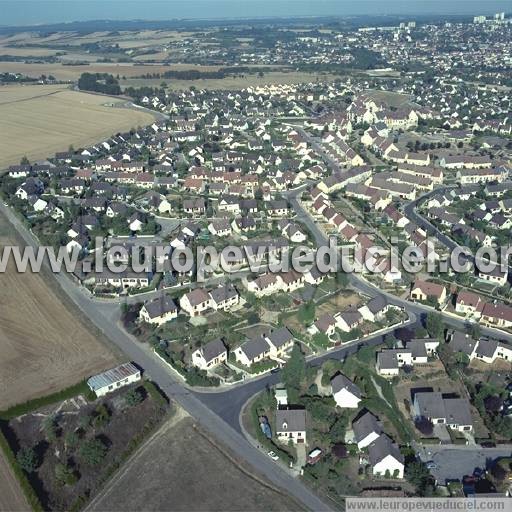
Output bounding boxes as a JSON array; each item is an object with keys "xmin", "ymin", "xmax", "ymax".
[
  {"xmin": 329, "ymin": 416, "xmax": 347, "ymax": 443},
  {"xmin": 79, "ymin": 438, "xmax": 107, "ymax": 465},
  {"xmin": 335, "ymin": 270, "xmax": 349, "ymax": 288},
  {"xmin": 384, "ymin": 334, "xmax": 397, "ymax": 349},
  {"xmin": 469, "ymin": 323, "xmax": 481, "ymax": 340},
  {"xmin": 484, "ymin": 395, "xmax": 503, "ymax": 413},
  {"xmin": 43, "ymin": 415, "xmax": 58, "ymax": 442},
  {"xmin": 124, "ymin": 388, "xmax": 144, "ymax": 407},
  {"xmin": 405, "ymin": 460, "xmax": 434, "ymax": 496},
  {"xmin": 415, "ymin": 416, "xmax": 434, "ymax": 436},
  {"xmin": 64, "ymin": 431, "xmax": 80, "ymax": 451},
  {"xmin": 426, "ymin": 312, "xmax": 444, "ymax": 339},
  {"xmin": 17, "ymin": 447, "xmax": 38, "ymax": 473},
  {"xmin": 20, "ymin": 156, "xmax": 29, "ymax": 165},
  {"xmin": 282, "ymin": 343, "xmax": 306, "ymax": 400},
  {"xmin": 55, "ymin": 462, "xmax": 78, "ymax": 486},
  {"xmin": 92, "ymin": 404, "xmax": 111, "ymax": 428}
]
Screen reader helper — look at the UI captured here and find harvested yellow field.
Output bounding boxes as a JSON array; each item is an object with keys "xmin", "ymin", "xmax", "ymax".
[
  {"xmin": 0, "ymin": 213, "xmax": 120, "ymax": 410},
  {"xmin": 0, "ymin": 61, "xmax": 226, "ymax": 81},
  {"xmin": 0, "ymin": 84, "xmax": 155, "ymax": 168}
]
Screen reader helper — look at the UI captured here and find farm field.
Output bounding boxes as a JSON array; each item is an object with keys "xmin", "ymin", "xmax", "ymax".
[
  {"xmin": 0, "ymin": 84, "xmax": 155, "ymax": 168},
  {"xmin": 88, "ymin": 412, "xmax": 304, "ymax": 512},
  {"xmin": 0, "ymin": 452, "xmax": 28, "ymax": 512},
  {"xmin": 0, "ymin": 62, "xmax": 225, "ymax": 81},
  {"xmin": 157, "ymin": 71, "xmax": 339, "ymax": 91},
  {"xmin": 0, "ymin": 213, "xmax": 119, "ymax": 410}
]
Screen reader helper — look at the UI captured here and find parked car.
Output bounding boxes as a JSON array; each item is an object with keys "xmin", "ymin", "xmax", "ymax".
[
  {"xmin": 426, "ymin": 461, "xmax": 437, "ymax": 470},
  {"xmin": 267, "ymin": 450, "xmax": 279, "ymax": 461}
]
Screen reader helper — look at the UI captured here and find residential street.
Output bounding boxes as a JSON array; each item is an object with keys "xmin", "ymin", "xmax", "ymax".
[{"xmin": 1, "ymin": 178, "xmax": 511, "ymax": 511}]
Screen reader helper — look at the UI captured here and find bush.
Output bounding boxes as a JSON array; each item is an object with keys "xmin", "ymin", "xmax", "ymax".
[
  {"xmin": 124, "ymin": 388, "xmax": 144, "ymax": 407},
  {"xmin": 79, "ymin": 438, "xmax": 107, "ymax": 465},
  {"xmin": 55, "ymin": 463, "xmax": 78, "ymax": 486},
  {"xmin": 16, "ymin": 447, "xmax": 38, "ymax": 473}
]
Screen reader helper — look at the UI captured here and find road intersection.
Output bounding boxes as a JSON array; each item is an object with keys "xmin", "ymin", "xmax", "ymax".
[{"xmin": 2, "ymin": 176, "xmax": 512, "ymax": 509}]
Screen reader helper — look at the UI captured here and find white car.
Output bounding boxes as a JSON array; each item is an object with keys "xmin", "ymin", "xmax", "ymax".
[{"xmin": 267, "ymin": 450, "xmax": 279, "ymax": 461}]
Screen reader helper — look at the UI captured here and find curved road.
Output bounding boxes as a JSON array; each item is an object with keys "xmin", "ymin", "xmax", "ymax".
[{"xmin": 2, "ymin": 182, "xmax": 512, "ymax": 510}]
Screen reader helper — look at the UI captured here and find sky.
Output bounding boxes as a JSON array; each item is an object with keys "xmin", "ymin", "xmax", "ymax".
[{"xmin": 0, "ymin": 0, "xmax": 510, "ymax": 27}]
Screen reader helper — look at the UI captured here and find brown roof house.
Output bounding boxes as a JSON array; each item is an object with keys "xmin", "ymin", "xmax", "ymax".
[{"xmin": 410, "ymin": 279, "xmax": 447, "ymax": 306}]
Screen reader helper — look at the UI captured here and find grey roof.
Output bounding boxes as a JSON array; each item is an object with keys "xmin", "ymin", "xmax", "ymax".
[
  {"xmin": 331, "ymin": 373, "xmax": 362, "ymax": 399},
  {"xmin": 368, "ymin": 434, "xmax": 403, "ymax": 466},
  {"xmin": 211, "ymin": 218, "xmax": 231, "ymax": 231},
  {"xmin": 366, "ymin": 295, "xmax": 389, "ymax": 315},
  {"xmin": 443, "ymin": 398, "xmax": 473, "ymax": 427},
  {"xmin": 209, "ymin": 284, "xmax": 238, "ymax": 304},
  {"xmin": 352, "ymin": 412, "xmax": 382, "ymax": 443},
  {"xmin": 414, "ymin": 392, "xmax": 446, "ymax": 419},
  {"xmin": 406, "ymin": 340, "xmax": 428, "ymax": 358},
  {"xmin": 475, "ymin": 338, "xmax": 499, "ymax": 358},
  {"xmin": 143, "ymin": 295, "xmax": 177, "ymax": 319},
  {"xmin": 377, "ymin": 351, "xmax": 400, "ymax": 370},
  {"xmin": 339, "ymin": 310, "xmax": 363, "ymax": 327},
  {"xmin": 414, "ymin": 392, "xmax": 473, "ymax": 427},
  {"xmin": 239, "ymin": 336, "xmax": 270, "ymax": 360},
  {"xmin": 266, "ymin": 327, "xmax": 293, "ymax": 349},
  {"xmin": 450, "ymin": 332, "xmax": 477, "ymax": 356},
  {"xmin": 276, "ymin": 408, "xmax": 306, "ymax": 433},
  {"xmin": 200, "ymin": 338, "xmax": 227, "ymax": 364}
]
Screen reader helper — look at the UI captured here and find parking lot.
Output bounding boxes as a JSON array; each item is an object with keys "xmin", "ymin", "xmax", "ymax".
[{"xmin": 418, "ymin": 446, "xmax": 512, "ymax": 484}]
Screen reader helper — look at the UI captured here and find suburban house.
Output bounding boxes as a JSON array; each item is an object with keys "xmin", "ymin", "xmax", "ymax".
[
  {"xmin": 376, "ymin": 339, "xmax": 439, "ymax": 377},
  {"xmin": 275, "ymin": 408, "xmax": 307, "ymax": 444},
  {"xmin": 455, "ymin": 290, "xmax": 486, "ymax": 319},
  {"xmin": 358, "ymin": 296, "xmax": 393, "ymax": 322},
  {"xmin": 208, "ymin": 219, "xmax": 232, "ymax": 237},
  {"xmin": 448, "ymin": 331, "xmax": 512, "ymax": 365},
  {"xmin": 368, "ymin": 434, "xmax": 404, "ymax": 479},
  {"xmin": 477, "ymin": 267, "xmax": 508, "ymax": 287},
  {"xmin": 209, "ymin": 284, "xmax": 240, "ymax": 311},
  {"xmin": 233, "ymin": 335, "xmax": 271, "ymax": 366},
  {"xmin": 353, "ymin": 412, "xmax": 383, "ymax": 450},
  {"xmin": 87, "ymin": 362, "xmax": 141, "ymax": 397},
  {"xmin": 265, "ymin": 327, "xmax": 294, "ymax": 358},
  {"xmin": 481, "ymin": 302, "xmax": 512, "ymax": 329},
  {"xmin": 139, "ymin": 295, "xmax": 178, "ymax": 326},
  {"xmin": 409, "ymin": 279, "xmax": 447, "ymax": 306},
  {"xmin": 191, "ymin": 338, "xmax": 228, "ymax": 370},
  {"xmin": 331, "ymin": 374, "xmax": 362, "ymax": 409},
  {"xmin": 413, "ymin": 392, "xmax": 473, "ymax": 432},
  {"xmin": 179, "ymin": 288, "xmax": 212, "ymax": 317}
]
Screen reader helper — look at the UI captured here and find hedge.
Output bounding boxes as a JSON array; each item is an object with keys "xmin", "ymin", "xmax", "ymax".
[
  {"xmin": 143, "ymin": 380, "xmax": 169, "ymax": 408},
  {"xmin": 0, "ymin": 379, "xmax": 94, "ymax": 420},
  {"xmin": 0, "ymin": 379, "xmax": 98, "ymax": 511},
  {"xmin": 0, "ymin": 426, "xmax": 43, "ymax": 511}
]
